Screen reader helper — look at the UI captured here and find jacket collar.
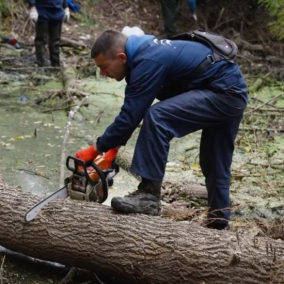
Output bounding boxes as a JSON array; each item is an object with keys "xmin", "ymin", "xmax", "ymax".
[{"xmin": 125, "ymin": 35, "xmax": 155, "ymax": 68}]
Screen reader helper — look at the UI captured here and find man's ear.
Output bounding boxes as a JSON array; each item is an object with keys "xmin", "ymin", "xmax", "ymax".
[{"xmin": 117, "ymin": 52, "xmax": 127, "ymax": 64}]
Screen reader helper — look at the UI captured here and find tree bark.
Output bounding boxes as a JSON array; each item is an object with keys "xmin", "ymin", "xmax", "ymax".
[{"xmin": 0, "ymin": 177, "xmax": 284, "ymax": 284}]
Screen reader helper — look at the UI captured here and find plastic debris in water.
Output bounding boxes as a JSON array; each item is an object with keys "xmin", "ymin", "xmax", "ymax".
[{"xmin": 18, "ymin": 94, "xmax": 29, "ymax": 103}]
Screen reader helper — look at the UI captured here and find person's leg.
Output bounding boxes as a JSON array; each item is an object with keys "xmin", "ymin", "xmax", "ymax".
[
  {"xmin": 35, "ymin": 20, "xmax": 48, "ymax": 66},
  {"xmin": 186, "ymin": 0, "xmax": 197, "ymax": 21},
  {"xmin": 186, "ymin": 0, "xmax": 196, "ymax": 13},
  {"xmin": 200, "ymin": 116, "xmax": 242, "ymax": 230},
  {"xmin": 112, "ymin": 89, "xmax": 244, "ymax": 216},
  {"xmin": 160, "ymin": 0, "xmax": 178, "ymax": 37},
  {"xmin": 48, "ymin": 21, "xmax": 62, "ymax": 66},
  {"xmin": 130, "ymin": 89, "xmax": 245, "ymax": 181}
]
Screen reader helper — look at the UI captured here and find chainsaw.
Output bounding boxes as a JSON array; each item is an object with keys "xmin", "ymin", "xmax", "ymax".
[{"xmin": 25, "ymin": 153, "xmax": 119, "ymax": 223}]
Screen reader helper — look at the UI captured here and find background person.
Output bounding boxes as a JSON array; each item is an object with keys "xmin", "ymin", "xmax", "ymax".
[
  {"xmin": 28, "ymin": 0, "xmax": 70, "ymax": 66},
  {"xmin": 161, "ymin": 0, "xmax": 197, "ymax": 37}
]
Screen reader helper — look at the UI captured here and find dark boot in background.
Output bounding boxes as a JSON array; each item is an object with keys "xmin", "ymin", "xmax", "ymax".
[
  {"xmin": 161, "ymin": 0, "xmax": 178, "ymax": 37},
  {"xmin": 49, "ymin": 21, "xmax": 62, "ymax": 67},
  {"xmin": 111, "ymin": 178, "xmax": 161, "ymax": 216},
  {"xmin": 35, "ymin": 20, "xmax": 48, "ymax": 66}
]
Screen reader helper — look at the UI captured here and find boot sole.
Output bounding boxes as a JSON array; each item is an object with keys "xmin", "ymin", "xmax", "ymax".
[{"xmin": 111, "ymin": 198, "xmax": 161, "ymax": 216}]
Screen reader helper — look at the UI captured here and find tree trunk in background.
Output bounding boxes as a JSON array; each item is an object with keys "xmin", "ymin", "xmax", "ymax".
[{"xmin": 0, "ymin": 177, "xmax": 283, "ymax": 284}]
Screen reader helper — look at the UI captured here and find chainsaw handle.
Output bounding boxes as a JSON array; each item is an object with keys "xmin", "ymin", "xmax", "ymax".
[
  {"xmin": 85, "ymin": 159, "xmax": 109, "ymax": 203},
  {"xmin": 84, "ymin": 159, "xmax": 107, "ymax": 184},
  {"xmin": 66, "ymin": 156, "xmax": 107, "ymax": 185},
  {"xmin": 66, "ymin": 156, "xmax": 86, "ymax": 176},
  {"xmin": 66, "ymin": 156, "xmax": 109, "ymax": 203}
]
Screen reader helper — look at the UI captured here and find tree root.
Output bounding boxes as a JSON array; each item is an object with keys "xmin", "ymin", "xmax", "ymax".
[{"xmin": 0, "ymin": 256, "xmax": 6, "ymax": 284}]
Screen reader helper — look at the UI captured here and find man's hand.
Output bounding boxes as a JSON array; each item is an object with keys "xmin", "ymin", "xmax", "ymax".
[
  {"xmin": 64, "ymin": 7, "xmax": 70, "ymax": 22},
  {"xmin": 104, "ymin": 148, "xmax": 118, "ymax": 167},
  {"xmin": 29, "ymin": 6, "xmax": 38, "ymax": 22},
  {"xmin": 75, "ymin": 145, "xmax": 100, "ymax": 161}
]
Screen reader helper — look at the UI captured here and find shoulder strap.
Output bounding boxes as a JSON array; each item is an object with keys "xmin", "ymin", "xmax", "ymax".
[
  {"xmin": 169, "ymin": 30, "xmax": 237, "ymax": 80},
  {"xmin": 190, "ymin": 55, "xmax": 215, "ymax": 81}
]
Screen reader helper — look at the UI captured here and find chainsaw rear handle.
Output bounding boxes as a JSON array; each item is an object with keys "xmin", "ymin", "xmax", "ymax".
[
  {"xmin": 66, "ymin": 156, "xmax": 108, "ymax": 185},
  {"xmin": 85, "ymin": 158, "xmax": 109, "ymax": 203},
  {"xmin": 66, "ymin": 156, "xmax": 109, "ymax": 203}
]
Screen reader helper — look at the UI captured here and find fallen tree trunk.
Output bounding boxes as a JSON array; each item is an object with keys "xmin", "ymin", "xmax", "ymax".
[{"xmin": 0, "ymin": 177, "xmax": 284, "ymax": 284}]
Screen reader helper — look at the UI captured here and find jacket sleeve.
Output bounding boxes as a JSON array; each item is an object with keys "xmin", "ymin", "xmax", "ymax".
[{"xmin": 96, "ymin": 59, "xmax": 166, "ymax": 152}]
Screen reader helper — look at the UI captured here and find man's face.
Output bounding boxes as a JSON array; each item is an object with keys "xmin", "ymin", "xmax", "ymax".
[{"xmin": 94, "ymin": 52, "xmax": 127, "ymax": 81}]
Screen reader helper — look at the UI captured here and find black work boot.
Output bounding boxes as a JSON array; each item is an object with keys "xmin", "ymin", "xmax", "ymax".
[
  {"xmin": 35, "ymin": 20, "xmax": 48, "ymax": 66},
  {"xmin": 111, "ymin": 178, "xmax": 161, "ymax": 216},
  {"xmin": 49, "ymin": 21, "xmax": 62, "ymax": 67},
  {"xmin": 207, "ymin": 222, "xmax": 229, "ymax": 230}
]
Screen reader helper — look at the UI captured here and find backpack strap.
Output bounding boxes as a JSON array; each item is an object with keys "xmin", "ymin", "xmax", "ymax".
[
  {"xmin": 189, "ymin": 54, "xmax": 216, "ymax": 81},
  {"xmin": 169, "ymin": 33, "xmax": 216, "ymax": 80},
  {"xmin": 169, "ymin": 30, "xmax": 236, "ymax": 80}
]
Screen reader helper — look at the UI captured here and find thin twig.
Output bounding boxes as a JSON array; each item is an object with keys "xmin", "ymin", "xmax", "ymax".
[
  {"xmin": 245, "ymin": 107, "xmax": 284, "ymax": 113},
  {"xmin": 246, "ymin": 113, "xmax": 284, "ymax": 117},
  {"xmin": 1, "ymin": 67, "xmax": 61, "ymax": 71},
  {"xmin": 248, "ymin": 161, "xmax": 284, "ymax": 167},
  {"xmin": 59, "ymin": 96, "xmax": 89, "ymax": 186},
  {"xmin": 213, "ymin": 7, "xmax": 225, "ymax": 30},
  {"xmin": 93, "ymin": 272, "xmax": 105, "ymax": 284},
  {"xmin": 67, "ymin": 88, "xmax": 90, "ymax": 98},
  {"xmin": 58, "ymin": 267, "xmax": 77, "ymax": 284},
  {"xmin": 105, "ymin": 0, "xmax": 124, "ymax": 20},
  {"xmin": 92, "ymin": 91, "xmax": 121, "ymax": 98},
  {"xmin": 22, "ymin": 17, "xmax": 30, "ymax": 35},
  {"xmin": 213, "ymin": 16, "xmax": 239, "ymax": 30},
  {"xmin": 251, "ymin": 97, "xmax": 284, "ymax": 110},
  {"xmin": 236, "ymin": 54, "xmax": 254, "ymax": 64},
  {"xmin": 42, "ymin": 102, "xmax": 89, "ymax": 113},
  {"xmin": 17, "ymin": 168, "xmax": 50, "ymax": 179},
  {"xmin": 239, "ymin": 126, "xmax": 284, "ymax": 133},
  {"xmin": 6, "ymin": 1, "xmax": 15, "ymax": 31},
  {"xmin": 0, "ymin": 255, "xmax": 6, "ymax": 284},
  {"xmin": 0, "ymin": 57, "xmax": 19, "ymax": 61},
  {"xmin": 244, "ymin": 93, "xmax": 284, "ymax": 116}
]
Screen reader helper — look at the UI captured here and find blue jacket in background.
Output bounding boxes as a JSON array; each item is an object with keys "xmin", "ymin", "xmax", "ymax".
[
  {"xmin": 187, "ymin": 0, "xmax": 196, "ymax": 13},
  {"xmin": 28, "ymin": 0, "xmax": 67, "ymax": 21},
  {"xmin": 97, "ymin": 35, "xmax": 248, "ymax": 152}
]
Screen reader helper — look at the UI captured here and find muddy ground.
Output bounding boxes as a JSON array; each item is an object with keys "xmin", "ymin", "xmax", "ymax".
[{"xmin": 1, "ymin": 1, "xmax": 284, "ymax": 283}]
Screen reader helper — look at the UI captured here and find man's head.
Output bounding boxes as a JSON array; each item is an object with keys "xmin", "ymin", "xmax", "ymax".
[{"xmin": 91, "ymin": 30, "xmax": 128, "ymax": 81}]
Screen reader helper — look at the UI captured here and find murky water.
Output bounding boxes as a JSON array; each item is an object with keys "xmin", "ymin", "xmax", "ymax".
[{"xmin": 0, "ymin": 71, "xmax": 138, "ymax": 198}]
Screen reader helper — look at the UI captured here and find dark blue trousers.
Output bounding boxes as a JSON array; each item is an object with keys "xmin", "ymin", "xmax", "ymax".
[{"xmin": 130, "ymin": 89, "xmax": 246, "ymax": 225}]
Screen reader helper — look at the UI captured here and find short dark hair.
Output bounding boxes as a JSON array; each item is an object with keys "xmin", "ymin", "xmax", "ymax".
[{"xmin": 91, "ymin": 30, "xmax": 127, "ymax": 59}]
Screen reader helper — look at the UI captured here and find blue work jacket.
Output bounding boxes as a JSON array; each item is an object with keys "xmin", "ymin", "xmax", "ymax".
[
  {"xmin": 28, "ymin": 0, "xmax": 67, "ymax": 21},
  {"xmin": 97, "ymin": 35, "xmax": 248, "ymax": 152}
]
